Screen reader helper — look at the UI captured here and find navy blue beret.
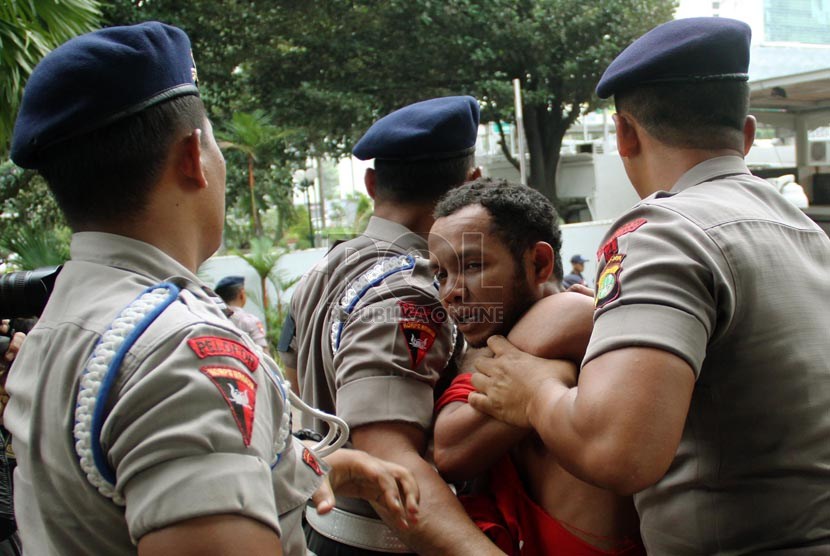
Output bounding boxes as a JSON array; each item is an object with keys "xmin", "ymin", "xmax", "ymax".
[
  {"xmin": 215, "ymin": 276, "xmax": 245, "ymax": 291},
  {"xmin": 11, "ymin": 21, "xmax": 199, "ymax": 169},
  {"xmin": 353, "ymin": 96, "xmax": 480, "ymax": 161},
  {"xmin": 596, "ymin": 17, "xmax": 750, "ymax": 99}
]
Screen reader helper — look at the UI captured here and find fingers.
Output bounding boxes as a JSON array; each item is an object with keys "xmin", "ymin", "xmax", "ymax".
[
  {"xmin": 375, "ymin": 463, "xmax": 419, "ymax": 528},
  {"xmin": 567, "ymin": 283, "xmax": 594, "ymax": 297},
  {"xmin": 467, "ymin": 391, "xmax": 492, "ymax": 416},
  {"xmin": 311, "ymin": 478, "xmax": 335, "ymax": 515},
  {"xmin": 469, "ymin": 370, "xmax": 489, "ymax": 392},
  {"xmin": 485, "ymin": 335, "xmax": 514, "ymax": 356},
  {"xmin": 5, "ymin": 332, "xmax": 25, "ymax": 362},
  {"xmin": 393, "ymin": 465, "xmax": 420, "ymax": 519}
]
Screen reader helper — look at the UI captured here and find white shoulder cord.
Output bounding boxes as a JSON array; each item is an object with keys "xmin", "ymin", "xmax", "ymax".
[{"xmin": 74, "ymin": 284, "xmax": 179, "ymax": 505}]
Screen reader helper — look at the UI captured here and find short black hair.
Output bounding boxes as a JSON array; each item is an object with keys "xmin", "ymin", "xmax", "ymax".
[
  {"xmin": 434, "ymin": 177, "xmax": 564, "ymax": 281},
  {"xmin": 37, "ymin": 95, "xmax": 207, "ymax": 230},
  {"xmin": 215, "ymin": 282, "xmax": 244, "ymax": 304},
  {"xmin": 374, "ymin": 153, "xmax": 475, "ymax": 204},
  {"xmin": 615, "ymin": 80, "xmax": 749, "ymax": 151}
]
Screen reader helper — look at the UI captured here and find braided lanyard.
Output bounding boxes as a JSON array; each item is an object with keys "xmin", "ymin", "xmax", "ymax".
[
  {"xmin": 74, "ymin": 283, "xmax": 179, "ymax": 505},
  {"xmin": 73, "ymin": 283, "xmax": 293, "ymax": 503}
]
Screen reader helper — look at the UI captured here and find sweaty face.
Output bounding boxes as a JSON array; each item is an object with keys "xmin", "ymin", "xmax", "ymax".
[{"xmin": 428, "ymin": 205, "xmax": 536, "ymax": 348}]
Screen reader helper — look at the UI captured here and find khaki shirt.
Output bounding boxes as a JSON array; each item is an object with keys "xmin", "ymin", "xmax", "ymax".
[
  {"xmin": 230, "ymin": 306, "xmax": 269, "ymax": 349},
  {"xmin": 585, "ymin": 157, "xmax": 830, "ymax": 555},
  {"xmin": 5, "ymin": 232, "xmax": 324, "ymax": 555},
  {"xmin": 283, "ymin": 217, "xmax": 457, "ymax": 515}
]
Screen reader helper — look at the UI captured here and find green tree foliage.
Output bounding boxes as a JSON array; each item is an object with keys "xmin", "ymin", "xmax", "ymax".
[
  {"xmin": 103, "ymin": 0, "xmax": 676, "ymax": 207},
  {"xmin": 0, "ymin": 161, "xmax": 69, "ymax": 267},
  {"xmin": 217, "ymin": 110, "xmax": 294, "ymax": 235},
  {"xmin": 0, "ymin": 0, "xmax": 101, "ymax": 151},
  {"xmin": 250, "ymin": 0, "xmax": 677, "ymax": 202}
]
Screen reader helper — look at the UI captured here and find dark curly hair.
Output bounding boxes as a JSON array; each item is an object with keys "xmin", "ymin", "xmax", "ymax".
[{"xmin": 434, "ymin": 177, "xmax": 563, "ymax": 281}]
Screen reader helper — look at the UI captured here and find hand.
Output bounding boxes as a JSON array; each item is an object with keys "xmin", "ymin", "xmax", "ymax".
[
  {"xmin": 457, "ymin": 345, "xmax": 493, "ymax": 374},
  {"xmin": 322, "ymin": 448, "xmax": 420, "ymax": 529},
  {"xmin": 469, "ymin": 336, "xmax": 577, "ymax": 429},
  {"xmin": 567, "ymin": 283, "xmax": 594, "ymax": 297}
]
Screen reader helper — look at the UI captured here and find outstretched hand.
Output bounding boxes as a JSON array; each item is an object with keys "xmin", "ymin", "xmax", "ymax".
[
  {"xmin": 313, "ymin": 448, "xmax": 420, "ymax": 529},
  {"xmin": 469, "ymin": 336, "xmax": 577, "ymax": 429}
]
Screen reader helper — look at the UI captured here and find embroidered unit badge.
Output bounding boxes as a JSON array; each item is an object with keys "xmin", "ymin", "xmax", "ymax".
[
  {"xmin": 188, "ymin": 336, "xmax": 259, "ymax": 372},
  {"xmin": 200, "ymin": 366, "xmax": 257, "ymax": 446},
  {"xmin": 595, "ymin": 254, "xmax": 626, "ymax": 309},
  {"xmin": 401, "ymin": 321, "xmax": 437, "ymax": 368},
  {"xmin": 302, "ymin": 448, "xmax": 325, "ymax": 476},
  {"xmin": 398, "ymin": 301, "xmax": 445, "ymax": 368},
  {"xmin": 597, "ymin": 217, "xmax": 647, "ymax": 262}
]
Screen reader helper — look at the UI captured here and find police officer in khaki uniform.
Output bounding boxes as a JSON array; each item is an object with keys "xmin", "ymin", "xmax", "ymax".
[
  {"xmin": 6, "ymin": 22, "xmax": 418, "ymax": 556},
  {"xmin": 215, "ymin": 275, "xmax": 270, "ymax": 351},
  {"xmin": 467, "ymin": 17, "xmax": 830, "ymax": 555},
  {"xmin": 280, "ymin": 97, "xmax": 506, "ymax": 555}
]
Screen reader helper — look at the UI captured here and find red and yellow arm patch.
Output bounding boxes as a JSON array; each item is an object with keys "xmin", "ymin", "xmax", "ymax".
[
  {"xmin": 200, "ymin": 366, "xmax": 257, "ymax": 446},
  {"xmin": 188, "ymin": 336, "xmax": 259, "ymax": 372},
  {"xmin": 398, "ymin": 301, "xmax": 446, "ymax": 369}
]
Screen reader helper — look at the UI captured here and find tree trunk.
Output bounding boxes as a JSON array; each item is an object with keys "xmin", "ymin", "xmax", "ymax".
[
  {"xmin": 248, "ymin": 154, "xmax": 262, "ymax": 235},
  {"xmin": 523, "ymin": 103, "xmax": 579, "ymax": 210},
  {"xmin": 260, "ymin": 274, "xmax": 269, "ymax": 312},
  {"xmin": 316, "ymin": 157, "xmax": 326, "ymax": 233}
]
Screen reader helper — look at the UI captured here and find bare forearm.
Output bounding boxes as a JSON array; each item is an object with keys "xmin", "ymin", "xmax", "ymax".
[
  {"xmin": 524, "ymin": 350, "xmax": 694, "ymax": 494},
  {"xmin": 434, "ymin": 403, "xmax": 527, "ymax": 481},
  {"xmin": 381, "ymin": 449, "xmax": 504, "ymax": 556}
]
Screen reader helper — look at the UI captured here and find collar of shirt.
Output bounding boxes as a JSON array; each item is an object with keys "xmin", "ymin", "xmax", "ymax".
[
  {"xmin": 670, "ymin": 155, "xmax": 750, "ymax": 194},
  {"xmin": 363, "ymin": 216, "xmax": 428, "ymax": 256}
]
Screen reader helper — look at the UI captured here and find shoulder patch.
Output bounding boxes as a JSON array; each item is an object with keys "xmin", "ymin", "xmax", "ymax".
[
  {"xmin": 200, "ymin": 366, "xmax": 257, "ymax": 446},
  {"xmin": 597, "ymin": 217, "xmax": 647, "ymax": 261},
  {"xmin": 302, "ymin": 447, "xmax": 325, "ymax": 476},
  {"xmin": 595, "ymin": 254, "xmax": 626, "ymax": 309},
  {"xmin": 398, "ymin": 301, "xmax": 445, "ymax": 368},
  {"xmin": 188, "ymin": 336, "xmax": 259, "ymax": 372}
]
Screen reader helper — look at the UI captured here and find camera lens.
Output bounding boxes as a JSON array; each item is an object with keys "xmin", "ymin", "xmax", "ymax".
[{"xmin": 0, "ymin": 267, "xmax": 61, "ymax": 318}]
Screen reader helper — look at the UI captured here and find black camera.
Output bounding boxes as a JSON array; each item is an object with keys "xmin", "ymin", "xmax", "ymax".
[
  {"xmin": 0, "ymin": 266, "xmax": 62, "ymax": 319},
  {"xmin": 0, "ymin": 266, "xmax": 61, "ymax": 355},
  {"xmin": 0, "ymin": 266, "xmax": 60, "ymax": 549}
]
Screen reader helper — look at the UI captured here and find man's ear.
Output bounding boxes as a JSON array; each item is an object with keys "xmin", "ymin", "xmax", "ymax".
[
  {"xmin": 364, "ymin": 168, "xmax": 377, "ymax": 200},
  {"xmin": 743, "ymin": 115, "xmax": 757, "ymax": 156},
  {"xmin": 529, "ymin": 241, "xmax": 554, "ymax": 285},
  {"xmin": 614, "ymin": 113, "xmax": 641, "ymax": 158},
  {"xmin": 467, "ymin": 166, "xmax": 482, "ymax": 182},
  {"xmin": 180, "ymin": 128, "xmax": 207, "ymax": 189}
]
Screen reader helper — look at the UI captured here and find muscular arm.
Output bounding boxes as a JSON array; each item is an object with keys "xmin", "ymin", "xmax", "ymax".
[
  {"xmin": 434, "ymin": 293, "xmax": 593, "ymax": 481},
  {"xmin": 472, "ymin": 342, "xmax": 695, "ymax": 495},
  {"xmin": 138, "ymin": 514, "xmax": 282, "ymax": 555},
  {"xmin": 352, "ymin": 422, "xmax": 504, "ymax": 556}
]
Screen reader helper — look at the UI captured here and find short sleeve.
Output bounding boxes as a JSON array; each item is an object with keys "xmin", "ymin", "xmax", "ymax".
[
  {"xmin": 333, "ymin": 275, "xmax": 456, "ymax": 430},
  {"xmin": 584, "ymin": 203, "xmax": 732, "ymax": 376},
  {"xmin": 103, "ymin": 321, "xmax": 285, "ymax": 543}
]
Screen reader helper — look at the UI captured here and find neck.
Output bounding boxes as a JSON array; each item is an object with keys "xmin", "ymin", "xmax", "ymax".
[
  {"xmin": 633, "ymin": 146, "xmax": 744, "ymax": 198},
  {"xmin": 372, "ymin": 201, "xmax": 437, "ymax": 238}
]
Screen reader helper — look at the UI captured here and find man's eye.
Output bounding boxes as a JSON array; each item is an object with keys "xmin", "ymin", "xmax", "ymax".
[
  {"xmin": 464, "ymin": 262, "xmax": 482, "ymax": 271},
  {"xmin": 433, "ymin": 271, "xmax": 447, "ymax": 283}
]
